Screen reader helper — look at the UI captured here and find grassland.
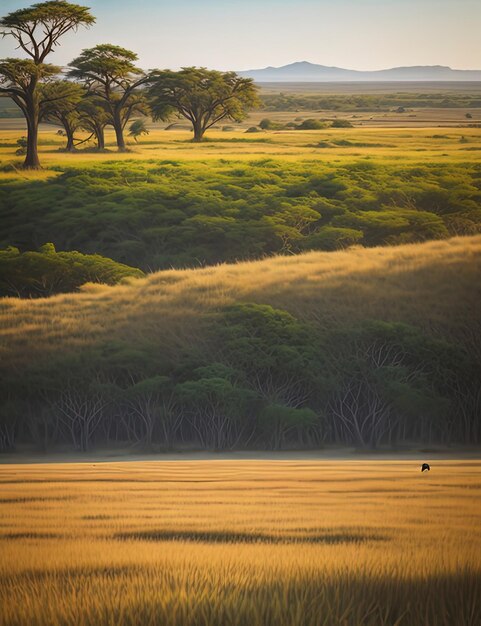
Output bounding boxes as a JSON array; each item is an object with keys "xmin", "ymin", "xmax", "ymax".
[
  {"xmin": 1, "ymin": 125, "xmax": 481, "ymax": 167},
  {"xmin": 0, "ymin": 460, "xmax": 480, "ymax": 626}
]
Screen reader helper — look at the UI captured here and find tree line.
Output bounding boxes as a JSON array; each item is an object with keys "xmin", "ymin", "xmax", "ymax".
[
  {"xmin": 0, "ymin": 1, "xmax": 259, "ymax": 168},
  {"xmin": 1, "ymin": 304, "xmax": 479, "ymax": 452}
]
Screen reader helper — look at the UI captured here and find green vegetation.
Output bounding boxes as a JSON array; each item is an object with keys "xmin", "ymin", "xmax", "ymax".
[
  {"xmin": 295, "ymin": 118, "xmax": 327, "ymax": 130},
  {"xmin": 0, "ymin": 243, "xmax": 144, "ymax": 298},
  {"xmin": 261, "ymin": 91, "xmax": 481, "ymax": 111},
  {"xmin": 148, "ymin": 68, "xmax": 259, "ymax": 142},
  {"xmin": 1, "ymin": 159, "xmax": 479, "ymax": 270},
  {"xmin": 0, "ymin": 1, "xmax": 95, "ymax": 168},
  {"xmin": 40, "ymin": 81, "xmax": 85, "ymax": 151},
  {"xmin": 128, "ymin": 119, "xmax": 149, "ymax": 142},
  {"xmin": 67, "ymin": 44, "xmax": 150, "ymax": 151},
  {"xmin": 331, "ymin": 119, "xmax": 353, "ymax": 128},
  {"xmin": 258, "ymin": 118, "xmax": 352, "ymax": 130}
]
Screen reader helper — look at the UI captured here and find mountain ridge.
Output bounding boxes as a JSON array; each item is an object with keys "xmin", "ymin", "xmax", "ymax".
[{"xmin": 239, "ymin": 61, "xmax": 481, "ymax": 82}]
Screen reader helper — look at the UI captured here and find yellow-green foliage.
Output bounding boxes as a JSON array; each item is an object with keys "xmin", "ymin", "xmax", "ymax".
[
  {"xmin": 1, "ymin": 127, "xmax": 480, "ymax": 270},
  {"xmin": 0, "ymin": 460, "xmax": 480, "ymax": 626}
]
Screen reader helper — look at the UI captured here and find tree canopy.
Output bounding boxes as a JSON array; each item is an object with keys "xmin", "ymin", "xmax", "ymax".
[
  {"xmin": 40, "ymin": 80, "xmax": 85, "ymax": 151},
  {"xmin": 0, "ymin": 1, "xmax": 94, "ymax": 167},
  {"xmin": 148, "ymin": 67, "xmax": 259, "ymax": 141},
  {"xmin": 68, "ymin": 44, "xmax": 150, "ymax": 150}
]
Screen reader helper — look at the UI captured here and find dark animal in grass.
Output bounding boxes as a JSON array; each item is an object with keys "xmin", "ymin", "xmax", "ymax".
[{"xmin": 421, "ymin": 463, "xmax": 430, "ymax": 472}]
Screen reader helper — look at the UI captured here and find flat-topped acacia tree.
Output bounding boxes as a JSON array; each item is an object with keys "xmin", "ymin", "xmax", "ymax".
[
  {"xmin": 68, "ymin": 44, "xmax": 151, "ymax": 151},
  {"xmin": 0, "ymin": 1, "xmax": 95, "ymax": 168},
  {"xmin": 148, "ymin": 67, "xmax": 260, "ymax": 142}
]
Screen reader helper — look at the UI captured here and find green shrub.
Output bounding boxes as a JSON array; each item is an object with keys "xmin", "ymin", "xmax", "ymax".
[
  {"xmin": 1, "ymin": 160, "xmax": 479, "ymax": 270},
  {"xmin": 331, "ymin": 119, "xmax": 353, "ymax": 128},
  {"xmin": 295, "ymin": 119, "xmax": 327, "ymax": 130},
  {"xmin": 0, "ymin": 244, "xmax": 144, "ymax": 298}
]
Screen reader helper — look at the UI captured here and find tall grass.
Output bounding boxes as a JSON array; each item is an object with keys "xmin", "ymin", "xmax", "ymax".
[
  {"xmin": 0, "ymin": 460, "xmax": 480, "ymax": 625},
  {"xmin": 1, "ymin": 235, "xmax": 480, "ymax": 367}
]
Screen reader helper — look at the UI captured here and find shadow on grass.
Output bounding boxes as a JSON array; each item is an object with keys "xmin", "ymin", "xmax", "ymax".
[
  {"xmin": 0, "ymin": 532, "xmax": 62, "ymax": 540},
  {"xmin": 114, "ymin": 528, "xmax": 387, "ymax": 544},
  {"xmin": 0, "ymin": 496, "xmax": 73, "ymax": 504},
  {"xmin": 0, "ymin": 567, "xmax": 479, "ymax": 625}
]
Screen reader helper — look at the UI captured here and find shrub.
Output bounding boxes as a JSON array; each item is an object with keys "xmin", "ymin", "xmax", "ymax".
[
  {"xmin": 0, "ymin": 244, "xmax": 144, "ymax": 298},
  {"xmin": 295, "ymin": 119, "xmax": 326, "ymax": 130},
  {"xmin": 331, "ymin": 119, "xmax": 353, "ymax": 128}
]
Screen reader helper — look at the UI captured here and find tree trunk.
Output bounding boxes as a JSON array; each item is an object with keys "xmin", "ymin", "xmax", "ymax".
[
  {"xmin": 24, "ymin": 112, "xmax": 41, "ymax": 169},
  {"xmin": 98, "ymin": 127, "xmax": 105, "ymax": 150},
  {"xmin": 65, "ymin": 126, "xmax": 75, "ymax": 152},
  {"xmin": 95, "ymin": 125, "xmax": 105, "ymax": 150},
  {"xmin": 113, "ymin": 114, "xmax": 126, "ymax": 150},
  {"xmin": 192, "ymin": 120, "xmax": 204, "ymax": 142}
]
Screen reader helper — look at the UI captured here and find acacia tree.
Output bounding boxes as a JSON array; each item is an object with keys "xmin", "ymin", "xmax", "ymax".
[
  {"xmin": 148, "ymin": 67, "xmax": 260, "ymax": 142},
  {"xmin": 78, "ymin": 95, "xmax": 109, "ymax": 150},
  {"xmin": 0, "ymin": 1, "xmax": 95, "ymax": 168},
  {"xmin": 68, "ymin": 44, "xmax": 150, "ymax": 150},
  {"xmin": 40, "ymin": 80, "xmax": 85, "ymax": 151}
]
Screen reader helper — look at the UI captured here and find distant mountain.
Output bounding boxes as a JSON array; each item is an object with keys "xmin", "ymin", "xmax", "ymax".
[{"xmin": 239, "ymin": 61, "xmax": 481, "ymax": 82}]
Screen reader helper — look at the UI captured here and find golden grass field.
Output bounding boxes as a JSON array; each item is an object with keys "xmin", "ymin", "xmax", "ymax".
[{"xmin": 0, "ymin": 460, "xmax": 480, "ymax": 626}]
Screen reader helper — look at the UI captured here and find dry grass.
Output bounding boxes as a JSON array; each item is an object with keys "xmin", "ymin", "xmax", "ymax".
[
  {"xmin": 1, "ymin": 235, "xmax": 480, "ymax": 366},
  {"xmin": 0, "ymin": 460, "xmax": 480, "ymax": 625}
]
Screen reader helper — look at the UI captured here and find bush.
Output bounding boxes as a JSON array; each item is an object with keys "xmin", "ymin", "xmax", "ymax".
[
  {"xmin": 295, "ymin": 119, "xmax": 326, "ymax": 130},
  {"xmin": 1, "ymin": 160, "xmax": 480, "ymax": 270},
  {"xmin": 331, "ymin": 119, "xmax": 353, "ymax": 128},
  {"xmin": 0, "ymin": 244, "xmax": 144, "ymax": 298},
  {"xmin": 259, "ymin": 118, "xmax": 274, "ymax": 130},
  {"xmin": 15, "ymin": 136, "xmax": 27, "ymax": 156}
]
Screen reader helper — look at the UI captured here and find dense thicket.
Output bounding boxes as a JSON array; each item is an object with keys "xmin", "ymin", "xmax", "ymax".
[
  {"xmin": 1, "ymin": 159, "xmax": 480, "ymax": 270},
  {"xmin": 0, "ymin": 243, "xmax": 144, "ymax": 297},
  {"xmin": 1, "ymin": 303, "xmax": 478, "ymax": 452}
]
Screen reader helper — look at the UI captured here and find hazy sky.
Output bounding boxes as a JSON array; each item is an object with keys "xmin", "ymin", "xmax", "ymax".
[{"xmin": 0, "ymin": 0, "xmax": 479, "ymax": 71}]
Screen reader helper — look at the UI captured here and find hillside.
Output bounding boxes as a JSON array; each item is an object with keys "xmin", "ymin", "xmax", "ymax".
[
  {"xmin": 1, "ymin": 236, "xmax": 480, "ymax": 452},
  {"xmin": 1, "ymin": 235, "xmax": 479, "ymax": 363},
  {"xmin": 240, "ymin": 61, "xmax": 481, "ymax": 82}
]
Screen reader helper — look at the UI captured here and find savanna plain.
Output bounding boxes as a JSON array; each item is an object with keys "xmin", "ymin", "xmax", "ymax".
[{"xmin": 1, "ymin": 460, "xmax": 481, "ymax": 626}]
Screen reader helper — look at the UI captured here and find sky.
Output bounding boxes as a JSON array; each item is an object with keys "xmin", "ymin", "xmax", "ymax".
[{"xmin": 0, "ymin": 0, "xmax": 479, "ymax": 71}]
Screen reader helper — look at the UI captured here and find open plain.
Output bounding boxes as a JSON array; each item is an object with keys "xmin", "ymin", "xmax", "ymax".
[{"xmin": 1, "ymin": 460, "xmax": 480, "ymax": 626}]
